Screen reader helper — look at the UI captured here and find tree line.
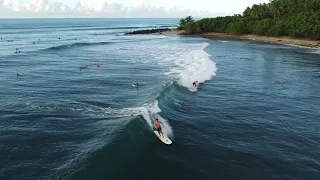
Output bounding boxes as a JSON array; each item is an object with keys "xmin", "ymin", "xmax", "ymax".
[{"xmin": 178, "ymin": 0, "xmax": 320, "ymax": 40}]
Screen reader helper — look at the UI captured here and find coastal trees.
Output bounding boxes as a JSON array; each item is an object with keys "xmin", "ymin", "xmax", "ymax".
[
  {"xmin": 184, "ymin": 22, "xmax": 201, "ymax": 34},
  {"xmin": 178, "ymin": 0, "xmax": 320, "ymax": 40},
  {"xmin": 178, "ymin": 16, "xmax": 195, "ymax": 30}
]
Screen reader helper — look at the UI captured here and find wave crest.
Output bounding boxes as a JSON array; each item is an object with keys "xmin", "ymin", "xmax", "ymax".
[{"xmin": 43, "ymin": 42, "xmax": 112, "ymax": 51}]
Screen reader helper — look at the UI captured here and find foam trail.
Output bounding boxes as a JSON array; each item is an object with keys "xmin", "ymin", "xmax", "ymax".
[
  {"xmin": 27, "ymin": 101, "xmax": 173, "ymax": 136},
  {"xmin": 141, "ymin": 100, "xmax": 173, "ymax": 137},
  {"xmin": 41, "ymin": 101, "xmax": 173, "ymax": 179},
  {"xmin": 312, "ymin": 49, "xmax": 320, "ymax": 54}
]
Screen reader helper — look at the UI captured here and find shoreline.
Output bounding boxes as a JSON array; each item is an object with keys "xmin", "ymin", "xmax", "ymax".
[{"xmin": 163, "ymin": 30, "xmax": 320, "ymax": 49}]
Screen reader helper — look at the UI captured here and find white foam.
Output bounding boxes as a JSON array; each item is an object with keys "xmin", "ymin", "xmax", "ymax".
[
  {"xmin": 122, "ymin": 42, "xmax": 217, "ymax": 92},
  {"xmin": 311, "ymin": 49, "xmax": 320, "ymax": 54},
  {"xmin": 161, "ymin": 42, "xmax": 217, "ymax": 91},
  {"xmin": 79, "ymin": 100, "xmax": 174, "ymax": 137},
  {"xmin": 141, "ymin": 100, "xmax": 173, "ymax": 137}
]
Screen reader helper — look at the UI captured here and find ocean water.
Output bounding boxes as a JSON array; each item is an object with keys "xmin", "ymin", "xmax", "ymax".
[{"xmin": 0, "ymin": 18, "xmax": 320, "ymax": 180}]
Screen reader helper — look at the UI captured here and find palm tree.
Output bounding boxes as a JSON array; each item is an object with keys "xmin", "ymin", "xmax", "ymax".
[
  {"xmin": 269, "ymin": 0, "xmax": 281, "ymax": 19},
  {"xmin": 179, "ymin": 18, "xmax": 186, "ymax": 26},
  {"xmin": 185, "ymin": 16, "xmax": 195, "ymax": 23}
]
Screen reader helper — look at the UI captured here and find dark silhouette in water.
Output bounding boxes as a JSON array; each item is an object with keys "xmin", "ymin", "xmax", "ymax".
[
  {"xmin": 192, "ymin": 81, "xmax": 198, "ymax": 87},
  {"xmin": 79, "ymin": 65, "xmax": 89, "ymax": 70},
  {"xmin": 17, "ymin": 73, "xmax": 22, "ymax": 77},
  {"xmin": 15, "ymin": 48, "xmax": 21, "ymax": 54},
  {"xmin": 133, "ymin": 83, "xmax": 139, "ymax": 88},
  {"xmin": 272, "ymin": 81, "xmax": 284, "ymax": 84},
  {"xmin": 79, "ymin": 63, "xmax": 102, "ymax": 70}
]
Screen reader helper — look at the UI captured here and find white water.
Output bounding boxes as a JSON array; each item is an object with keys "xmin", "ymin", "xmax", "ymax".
[
  {"xmin": 161, "ymin": 42, "xmax": 217, "ymax": 92},
  {"xmin": 141, "ymin": 100, "xmax": 173, "ymax": 137},
  {"xmin": 311, "ymin": 49, "xmax": 320, "ymax": 54},
  {"xmin": 120, "ymin": 41, "xmax": 217, "ymax": 92}
]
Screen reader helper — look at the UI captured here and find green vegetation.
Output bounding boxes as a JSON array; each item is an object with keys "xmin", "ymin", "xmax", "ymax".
[
  {"xmin": 178, "ymin": 0, "xmax": 320, "ymax": 39},
  {"xmin": 177, "ymin": 16, "xmax": 195, "ymax": 30}
]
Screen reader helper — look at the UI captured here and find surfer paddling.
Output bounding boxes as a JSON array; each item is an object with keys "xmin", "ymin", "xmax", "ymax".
[
  {"xmin": 272, "ymin": 81, "xmax": 284, "ymax": 84},
  {"xmin": 133, "ymin": 83, "xmax": 139, "ymax": 88},
  {"xmin": 154, "ymin": 119, "xmax": 163, "ymax": 137}
]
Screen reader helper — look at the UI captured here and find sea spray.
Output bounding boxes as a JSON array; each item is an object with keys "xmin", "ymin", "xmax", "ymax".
[
  {"xmin": 164, "ymin": 42, "xmax": 217, "ymax": 92},
  {"xmin": 142, "ymin": 100, "xmax": 173, "ymax": 137},
  {"xmin": 120, "ymin": 42, "xmax": 217, "ymax": 92}
]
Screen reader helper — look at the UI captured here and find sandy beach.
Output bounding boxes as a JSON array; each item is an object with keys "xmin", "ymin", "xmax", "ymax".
[
  {"xmin": 162, "ymin": 29, "xmax": 184, "ymax": 35},
  {"xmin": 164, "ymin": 30, "xmax": 320, "ymax": 48}
]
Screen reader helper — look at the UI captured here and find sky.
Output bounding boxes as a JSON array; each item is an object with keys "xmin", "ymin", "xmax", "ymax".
[{"xmin": 0, "ymin": 0, "xmax": 269, "ymax": 18}]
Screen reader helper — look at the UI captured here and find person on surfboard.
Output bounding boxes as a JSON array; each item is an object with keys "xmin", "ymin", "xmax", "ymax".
[
  {"xmin": 192, "ymin": 81, "xmax": 198, "ymax": 87},
  {"xmin": 154, "ymin": 119, "xmax": 163, "ymax": 137}
]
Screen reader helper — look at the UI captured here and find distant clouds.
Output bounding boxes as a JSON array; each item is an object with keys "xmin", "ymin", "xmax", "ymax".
[{"xmin": 0, "ymin": 0, "xmax": 267, "ymax": 18}]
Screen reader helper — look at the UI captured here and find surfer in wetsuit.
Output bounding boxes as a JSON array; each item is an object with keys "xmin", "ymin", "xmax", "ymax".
[
  {"xmin": 192, "ymin": 81, "xmax": 198, "ymax": 87},
  {"xmin": 154, "ymin": 119, "xmax": 163, "ymax": 137}
]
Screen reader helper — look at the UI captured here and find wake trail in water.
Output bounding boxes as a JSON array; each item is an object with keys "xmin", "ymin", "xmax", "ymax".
[
  {"xmin": 27, "ymin": 99, "xmax": 173, "ymax": 179},
  {"xmin": 141, "ymin": 100, "xmax": 173, "ymax": 137}
]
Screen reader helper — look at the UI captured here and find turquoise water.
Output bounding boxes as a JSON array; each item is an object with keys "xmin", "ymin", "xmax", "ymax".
[{"xmin": 0, "ymin": 19, "xmax": 320, "ymax": 180}]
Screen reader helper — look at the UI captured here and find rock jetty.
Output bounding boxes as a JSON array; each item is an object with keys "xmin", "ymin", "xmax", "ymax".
[{"xmin": 125, "ymin": 28, "xmax": 171, "ymax": 35}]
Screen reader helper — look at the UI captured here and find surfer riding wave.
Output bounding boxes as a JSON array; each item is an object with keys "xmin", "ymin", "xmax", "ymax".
[{"xmin": 154, "ymin": 119, "xmax": 163, "ymax": 137}]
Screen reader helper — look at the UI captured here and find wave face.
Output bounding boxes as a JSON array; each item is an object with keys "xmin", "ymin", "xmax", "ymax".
[
  {"xmin": 43, "ymin": 42, "xmax": 112, "ymax": 51},
  {"xmin": 23, "ymin": 100, "xmax": 172, "ymax": 179}
]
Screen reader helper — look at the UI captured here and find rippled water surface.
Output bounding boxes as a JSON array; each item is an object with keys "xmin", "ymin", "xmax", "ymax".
[{"xmin": 0, "ymin": 19, "xmax": 319, "ymax": 180}]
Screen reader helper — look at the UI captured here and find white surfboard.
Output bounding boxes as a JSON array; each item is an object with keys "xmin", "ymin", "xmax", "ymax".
[{"xmin": 154, "ymin": 131, "xmax": 172, "ymax": 145}]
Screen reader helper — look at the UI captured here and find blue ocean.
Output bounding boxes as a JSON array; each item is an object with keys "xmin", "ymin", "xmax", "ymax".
[{"xmin": 0, "ymin": 18, "xmax": 320, "ymax": 180}]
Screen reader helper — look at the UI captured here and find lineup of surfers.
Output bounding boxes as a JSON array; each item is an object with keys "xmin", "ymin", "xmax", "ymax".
[{"xmin": 1, "ymin": 36, "xmax": 79, "ymax": 54}]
